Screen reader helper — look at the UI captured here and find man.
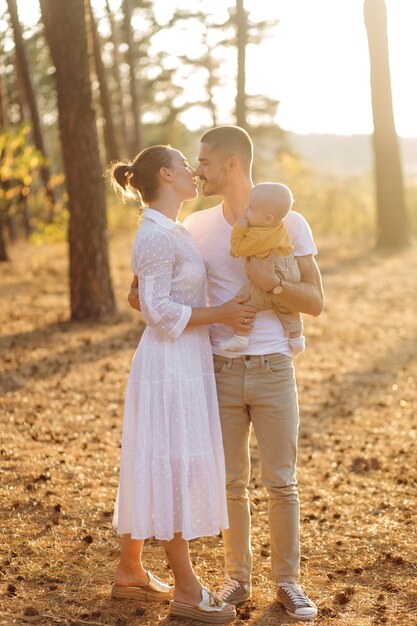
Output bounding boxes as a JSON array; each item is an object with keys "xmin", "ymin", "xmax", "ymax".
[{"xmin": 129, "ymin": 126, "xmax": 323, "ymax": 621}]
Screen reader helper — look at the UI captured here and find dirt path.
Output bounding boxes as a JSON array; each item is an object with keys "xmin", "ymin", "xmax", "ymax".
[{"xmin": 1, "ymin": 235, "xmax": 416, "ymax": 625}]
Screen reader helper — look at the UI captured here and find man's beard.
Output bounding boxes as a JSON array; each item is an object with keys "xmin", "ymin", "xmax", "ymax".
[
  {"xmin": 200, "ymin": 180, "xmax": 214, "ymax": 197},
  {"xmin": 200, "ymin": 175, "xmax": 225, "ymax": 197}
]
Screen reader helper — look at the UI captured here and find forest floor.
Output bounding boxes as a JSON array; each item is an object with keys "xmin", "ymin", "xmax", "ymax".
[{"xmin": 0, "ymin": 230, "xmax": 416, "ymax": 626}]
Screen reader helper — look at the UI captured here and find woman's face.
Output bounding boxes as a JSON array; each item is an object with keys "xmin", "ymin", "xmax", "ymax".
[{"xmin": 168, "ymin": 149, "xmax": 198, "ymax": 201}]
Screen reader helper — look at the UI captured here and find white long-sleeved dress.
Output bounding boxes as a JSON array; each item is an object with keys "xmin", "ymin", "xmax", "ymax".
[{"xmin": 113, "ymin": 208, "xmax": 228, "ymax": 541}]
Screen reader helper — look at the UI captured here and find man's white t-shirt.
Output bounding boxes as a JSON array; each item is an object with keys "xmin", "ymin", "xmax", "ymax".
[{"xmin": 183, "ymin": 204, "xmax": 318, "ymax": 358}]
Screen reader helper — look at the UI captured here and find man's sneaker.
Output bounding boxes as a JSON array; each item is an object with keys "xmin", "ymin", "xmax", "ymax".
[
  {"xmin": 216, "ymin": 574, "xmax": 252, "ymax": 605},
  {"xmin": 277, "ymin": 582, "xmax": 317, "ymax": 621}
]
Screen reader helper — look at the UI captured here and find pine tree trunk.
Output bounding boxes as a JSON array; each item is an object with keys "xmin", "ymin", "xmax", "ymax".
[
  {"xmin": 19, "ymin": 191, "xmax": 32, "ymax": 238},
  {"xmin": 11, "ymin": 58, "xmax": 32, "ymax": 238},
  {"xmin": 0, "ymin": 69, "xmax": 7, "ymax": 129},
  {"xmin": 364, "ymin": 0, "xmax": 408, "ymax": 249},
  {"xmin": 0, "ymin": 209, "xmax": 9, "ymax": 262},
  {"xmin": 0, "ymin": 170, "xmax": 9, "ymax": 262},
  {"xmin": 235, "ymin": 0, "xmax": 247, "ymax": 129},
  {"xmin": 7, "ymin": 0, "xmax": 55, "ymax": 220},
  {"xmin": 105, "ymin": 0, "xmax": 130, "ymax": 156},
  {"xmin": 85, "ymin": 0, "xmax": 120, "ymax": 162},
  {"xmin": 0, "ymin": 163, "xmax": 9, "ymax": 261},
  {"xmin": 0, "ymin": 61, "xmax": 13, "ymax": 255},
  {"xmin": 6, "ymin": 210, "xmax": 19, "ymax": 242},
  {"xmin": 201, "ymin": 30, "xmax": 218, "ymax": 127},
  {"xmin": 40, "ymin": 0, "xmax": 116, "ymax": 320},
  {"xmin": 122, "ymin": 0, "xmax": 142, "ymax": 153},
  {"xmin": 14, "ymin": 56, "xmax": 28, "ymax": 121}
]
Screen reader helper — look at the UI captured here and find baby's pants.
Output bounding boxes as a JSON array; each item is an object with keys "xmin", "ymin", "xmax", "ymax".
[{"xmin": 238, "ymin": 253, "xmax": 302, "ymax": 335}]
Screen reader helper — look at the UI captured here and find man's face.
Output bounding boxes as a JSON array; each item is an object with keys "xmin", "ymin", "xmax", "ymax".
[{"xmin": 194, "ymin": 142, "xmax": 228, "ymax": 197}]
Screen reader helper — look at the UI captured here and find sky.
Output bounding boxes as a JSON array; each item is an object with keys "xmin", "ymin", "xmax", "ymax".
[
  {"xmin": 243, "ymin": 0, "xmax": 417, "ymax": 137},
  {"xmin": 5, "ymin": 0, "xmax": 417, "ymax": 138}
]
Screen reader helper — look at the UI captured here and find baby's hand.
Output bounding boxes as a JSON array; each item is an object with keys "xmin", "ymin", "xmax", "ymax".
[{"xmin": 246, "ymin": 251, "xmax": 278, "ymax": 292}]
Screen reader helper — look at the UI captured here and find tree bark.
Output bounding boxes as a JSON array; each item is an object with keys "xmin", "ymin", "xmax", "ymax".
[
  {"xmin": 0, "ymin": 68, "xmax": 7, "ymax": 129},
  {"xmin": 122, "ymin": 0, "xmax": 142, "ymax": 153},
  {"xmin": 364, "ymin": 0, "xmax": 408, "ymax": 249},
  {"xmin": 104, "ymin": 0, "xmax": 130, "ymax": 156},
  {"xmin": 0, "ymin": 157, "xmax": 9, "ymax": 262},
  {"xmin": 0, "ymin": 207, "xmax": 9, "ymax": 262},
  {"xmin": 235, "ymin": 0, "xmax": 247, "ymax": 129},
  {"xmin": 200, "ymin": 29, "xmax": 218, "ymax": 127},
  {"xmin": 0, "ymin": 63, "xmax": 13, "ymax": 254},
  {"xmin": 0, "ymin": 143, "xmax": 9, "ymax": 261},
  {"xmin": 40, "ymin": 0, "xmax": 116, "ymax": 320},
  {"xmin": 7, "ymin": 0, "xmax": 55, "ymax": 219},
  {"xmin": 85, "ymin": 0, "xmax": 120, "ymax": 162}
]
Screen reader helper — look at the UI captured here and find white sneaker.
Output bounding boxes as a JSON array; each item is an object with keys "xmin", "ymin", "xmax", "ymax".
[
  {"xmin": 277, "ymin": 582, "xmax": 317, "ymax": 621},
  {"xmin": 216, "ymin": 574, "xmax": 252, "ymax": 605}
]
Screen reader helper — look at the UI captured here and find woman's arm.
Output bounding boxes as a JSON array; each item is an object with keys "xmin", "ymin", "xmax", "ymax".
[
  {"xmin": 129, "ymin": 275, "xmax": 256, "ymax": 334},
  {"xmin": 130, "ymin": 232, "xmax": 257, "ymax": 335},
  {"xmin": 135, "ymin": 230, "xmax": 192, "ymax": 338},
  {"xmin": 187, "ymin": 295, "xmax": 257, "ymax": 333}
]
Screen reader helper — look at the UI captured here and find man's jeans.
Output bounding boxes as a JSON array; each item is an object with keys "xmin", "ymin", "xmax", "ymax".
[{"xmin": 214, "ymin": 352, "xmax": 300, "ymax": 584}]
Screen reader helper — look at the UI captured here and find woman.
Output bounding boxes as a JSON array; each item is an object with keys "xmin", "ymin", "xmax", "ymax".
[{"xmin": 110, "ymin": 145, "xmax": 256, "ymax": 623}]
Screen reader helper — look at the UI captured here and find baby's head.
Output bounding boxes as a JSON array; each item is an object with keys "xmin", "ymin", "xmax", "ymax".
[{"xmin": 246, "ymin": 183, "xmax": 294, "ymax": 227}]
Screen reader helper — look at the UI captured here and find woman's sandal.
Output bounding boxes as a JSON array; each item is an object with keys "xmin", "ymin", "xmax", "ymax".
[
  {"xmin": 111, "ymin": 570, "xmax": 173, "ymax": 602},
  {"xmin": 169, "ymin": 587, "xmax": 236, "ymax": 623}
]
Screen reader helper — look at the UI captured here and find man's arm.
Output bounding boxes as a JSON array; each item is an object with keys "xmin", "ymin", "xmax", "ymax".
[
  {"xmin": 128, "ymin": 275, "xmax": 140, "ymax": 310},
  {"xmin": 127, "ymin": 273, "xmax": 258, "ymax": 333},
  {"xmin": 246, "ymin": 252, "xmax": 324, "ymax": 317}
]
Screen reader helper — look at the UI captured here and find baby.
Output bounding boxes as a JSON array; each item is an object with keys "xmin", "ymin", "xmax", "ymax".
[{"xmin": 219, "ymin": 182, "xmax": 305, "ymax": 357}]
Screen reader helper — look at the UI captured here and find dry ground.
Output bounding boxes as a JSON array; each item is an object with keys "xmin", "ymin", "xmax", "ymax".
[{"xmin": 0, "ymin": 231, "xmax": 416, "ymax": 626}]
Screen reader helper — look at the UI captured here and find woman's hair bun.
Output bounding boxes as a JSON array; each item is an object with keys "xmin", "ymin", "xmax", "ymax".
[{"xmin": 112, "ymin": 163, "xmax": 133, "ymax": 190}]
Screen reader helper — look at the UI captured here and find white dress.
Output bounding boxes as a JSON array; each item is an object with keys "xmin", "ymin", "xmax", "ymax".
[{"xmin": 113, "ymin": 208, "xmax": 229, "ymax": 541}]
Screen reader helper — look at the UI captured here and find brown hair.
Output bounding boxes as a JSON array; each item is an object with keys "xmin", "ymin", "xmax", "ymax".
[
  {"xmin": 110, "ymin": 145, "xmax": 173, "ymax": 207},
  {"xmin": 200, "ymin": 125, "xmax": 253, "ymax": 168}
]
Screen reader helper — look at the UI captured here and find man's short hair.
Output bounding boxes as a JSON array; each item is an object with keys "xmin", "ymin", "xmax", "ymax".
[{"xmin": 200, "ymin": 125, "xmax": 253, "ymax": 167}]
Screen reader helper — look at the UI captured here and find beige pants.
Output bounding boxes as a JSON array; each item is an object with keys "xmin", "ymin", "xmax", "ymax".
[
  {"xmin": 239, "ymin": 252, "xmax": 303, "ymax": 335},
  {"xmin": 214, "ymin": 352, "xmax": 300, "ymax": 584}
]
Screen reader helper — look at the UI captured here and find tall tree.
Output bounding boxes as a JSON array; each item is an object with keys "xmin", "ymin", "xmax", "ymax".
[
  {"xmin": 364, "ymin": 0, "xmax": 408, "ymax": 248},
  {"xmin": 0, "ymin": 94, "xmax": 9, "ymax": 260},
  {"xmin": 6, "ymin": 0, "xmax": 55, "ymax": 219},
  {"xmin": 0, "ymin": 50, "xmax": 12, "ymax": 252},
  {"xmin": 0, "ymin": 39, "xmax": 31, "ymax": 241},
  {"xmin": 122, "ymin": 0, "xmax": 142, "ymax": 152},
  {"xmin": 230, "ymin": 2, "xmax": 278, "ymax": 128},
  {"xmin": 167, "ymin": 9, "xmax": 225, "ymax": 128},
  {"xmin": 104, "ymin": 0, "xmax": 130, "ymax": 155},
  {"xmin": 235, "ymin": 0, "xmax": 247, "ymax": 128},
  {"xmin": 85, "ymin": 0, "xmax": 120, "ymax": 162},
  {"xmin": 40, "ymin": 0, "xmax": 116, "ymax": 320},
  {"xmin": 148, "ymin": 4, "xmax": 279, "ymax": 132},
  {"xmin": 0, "ymin": 69, "xmax": 7, "ymax": 131},
  {"xmin": 106, "ymin": 3, "xmax": 192, "ymax": 145},
  {"xmin": 0, "ymin": 125, "xmax": 43, "ymax": 261},
  {"xmin": 0, "ymin": 202, "xmax": 8, "ymax": 261}
]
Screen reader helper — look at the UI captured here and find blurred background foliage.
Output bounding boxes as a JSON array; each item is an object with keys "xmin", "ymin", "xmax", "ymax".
[{"xmin": 0, "ymin": 0, "xmax": 415, "ymax": 314}]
